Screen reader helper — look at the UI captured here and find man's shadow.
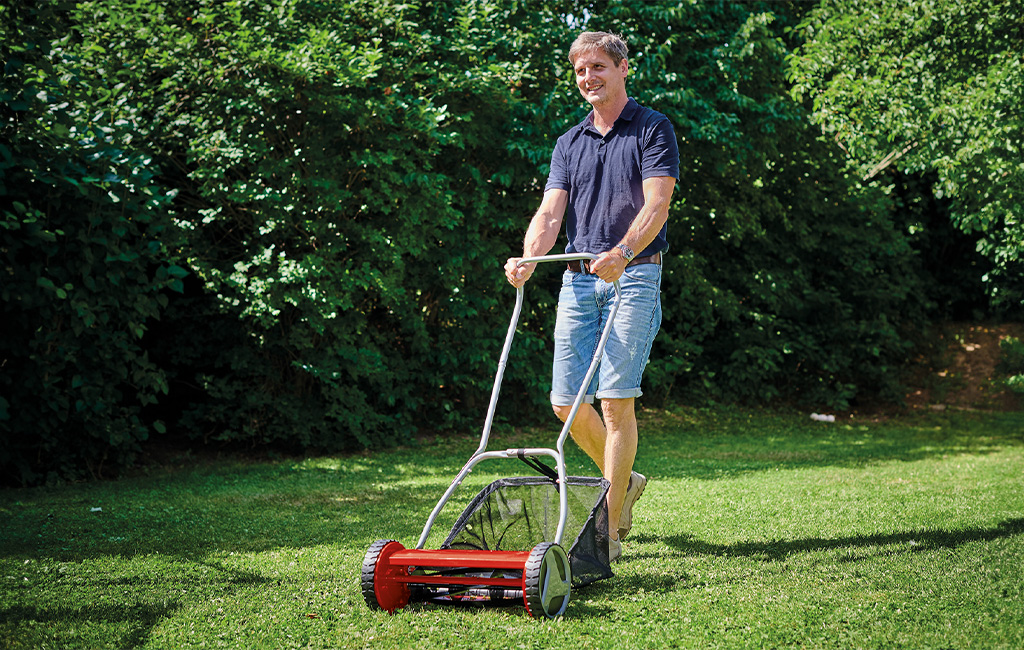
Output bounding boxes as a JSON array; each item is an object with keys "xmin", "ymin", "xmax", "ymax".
[
  {"xmin": 649, "ymin": 517, "xmax": 1024, "ymax": 562},
  {"xmin": 570, "ymin": 518, "xmax": 1024, "ymax": 616}
]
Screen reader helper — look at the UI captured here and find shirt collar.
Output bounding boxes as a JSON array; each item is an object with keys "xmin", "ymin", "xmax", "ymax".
[{"xmin": 578, "ymin": 97, "xmax": 639, "ymax": 134}]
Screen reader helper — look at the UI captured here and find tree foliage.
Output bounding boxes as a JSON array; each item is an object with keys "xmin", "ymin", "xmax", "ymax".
[
  {"xmin": 1, "ymin": 0, "xmax": 967, "ymax": 483},
  {"xmin": 583, "ymin": 1, "xmax": 928, "ymax": 407},
  {"xmin": 64, "ymin": 0, "xmax": 588, "ymax": 453},
  {"xmin": 1, "ymin": 2, "xmax": 184, "ymax": 482},
  {"xmin": 789, "ymin": 0, "xmax": 1024, "ymax": 309}
]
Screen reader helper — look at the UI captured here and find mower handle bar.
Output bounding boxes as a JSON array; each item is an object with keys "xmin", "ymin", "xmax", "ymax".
[{"xmin": 415, "ymin": 253, "xmax": 621, "ymax": 549}]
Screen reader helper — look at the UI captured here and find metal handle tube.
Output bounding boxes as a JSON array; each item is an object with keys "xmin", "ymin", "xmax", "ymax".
[
  {"xmin": 519, "ymin": 255, "xmax": 621, "ymax": 543},
  {"xmin": 415, "ymin": 253, "xmax": 621, "ymax": 548},
  {"xmin": 521, "ymin": 255, "xmax": 621, "ymax": 543},
  {"xmin": 475, "ymin": 287, "xmax": 524, "ymax": 456},
  {"xmin": 414, "ymin": 281, "xmax": 526, "ymax": 549}
]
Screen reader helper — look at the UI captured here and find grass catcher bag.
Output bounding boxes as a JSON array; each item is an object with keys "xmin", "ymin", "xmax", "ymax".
[{"xmin": 442, "ymin": 476, "xmax": 614, "ymax": 587}]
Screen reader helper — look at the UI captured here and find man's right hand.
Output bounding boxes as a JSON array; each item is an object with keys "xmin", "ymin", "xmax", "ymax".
[{"xmin": 504, "ymin": 258, "xmax": 536, "ymax": 289}]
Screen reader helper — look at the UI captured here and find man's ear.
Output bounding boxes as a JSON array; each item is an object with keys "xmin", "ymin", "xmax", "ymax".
[{"xmin": 620, "ymin": 58, "xmax": 629, "ymax": 78}]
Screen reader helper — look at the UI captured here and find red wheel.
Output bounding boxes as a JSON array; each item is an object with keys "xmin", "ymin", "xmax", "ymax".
[
  {"xmin": 361, "ymin": 540, "xmax": 411, "ymax": 613},
  {"xmin": 523, "ymin": 542, "xmax": 572, "ymax": 619}
]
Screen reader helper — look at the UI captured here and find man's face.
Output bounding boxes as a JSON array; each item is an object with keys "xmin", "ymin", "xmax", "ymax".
[{"xmin": 573, "ymin": 48, "xmax": 628, "ymax": 109}]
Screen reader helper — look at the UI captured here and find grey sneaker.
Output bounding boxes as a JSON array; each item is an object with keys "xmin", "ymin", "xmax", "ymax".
[
  {"xmin": 609, "ymin": 536, "xmax": 622, "ymax": 562},
  {"xmin": 618, "ymin": 471, "xmax": 647, "ymax": 540}
]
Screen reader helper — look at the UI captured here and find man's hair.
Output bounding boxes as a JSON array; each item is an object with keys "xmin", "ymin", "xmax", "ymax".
[{"xmin": 568, "ymin": 31, "xmax": 629, "ymax": 68}]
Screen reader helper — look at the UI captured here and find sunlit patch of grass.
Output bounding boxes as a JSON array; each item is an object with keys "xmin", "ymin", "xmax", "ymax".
[{"xmin": 1, "ymin": 408, "xmax": 1023, "ymax": 649}]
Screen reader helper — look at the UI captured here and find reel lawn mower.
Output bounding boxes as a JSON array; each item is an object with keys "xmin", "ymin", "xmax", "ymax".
[{"xmin": 361, "ymin": 254, "xmax": 619, "ymax": 619}]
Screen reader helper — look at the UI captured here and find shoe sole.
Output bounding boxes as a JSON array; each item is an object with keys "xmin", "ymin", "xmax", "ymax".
[{"xmin": 618, "ymin": 472, "xmax": 646, "ymax": 540}]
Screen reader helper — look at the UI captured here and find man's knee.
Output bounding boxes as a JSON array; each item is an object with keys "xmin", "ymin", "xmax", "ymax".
[
  {"xmin": 601, "ymin": 397, "xmax": 635, "ymax": 421},
  {"xmin": 552, "ymin": 403, "xmax": 572, "ymax": 422}
]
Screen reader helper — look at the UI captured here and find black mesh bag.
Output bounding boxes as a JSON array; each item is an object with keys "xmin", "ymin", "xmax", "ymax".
[{"xmin": 441, "ymin": 476, "xmax": 613, "ymax": 587}]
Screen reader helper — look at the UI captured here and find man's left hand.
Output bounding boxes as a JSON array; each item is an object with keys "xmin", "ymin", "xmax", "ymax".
[{"xmin": 589, "ymin": 248, "xmax": 628, "ymax": 283}]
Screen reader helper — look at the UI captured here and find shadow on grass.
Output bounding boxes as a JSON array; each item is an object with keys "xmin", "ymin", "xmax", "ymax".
[
  {"xmin": 0, "ymin": 555, "xmax": 279, "ymax": 648},
  {"xmin": 0, "ymin": 478, "xmax": 440, "ymax": 562},
  {"xmin": 377, "ymin": 517, "xmax": 1024, "ymax": 620},
  {"xmin": 646, "ymin": 517, "xmax": 1024, "ymax": 563},
  {"xmin": 563, "ymin": 518, "xmax": 1024, "ymax": 611},
  {"xmin": 0, "ymin": 601, "xmax": 180, "ymax": 649}
]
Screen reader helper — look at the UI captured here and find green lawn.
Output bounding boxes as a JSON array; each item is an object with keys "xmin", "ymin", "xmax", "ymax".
[{"xmin": 2, "ymin": 407, "xmax": 1023, "ymax": 649}]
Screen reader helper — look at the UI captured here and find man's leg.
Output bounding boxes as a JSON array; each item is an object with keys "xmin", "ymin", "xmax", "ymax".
[
  {"xmin": 549, "ymin": 264, "xmax": 658, "ymax": 554},
  {"xmin": 553, "ymin": 397, "xmax": 636, "ymax": 539},
  {"xmin": 553, "ymin": 403, "xmax": 605, "ymax": 471},
  {"xmin": 600, "ymin": 397, "xmax": 637, "ymax": 540}
]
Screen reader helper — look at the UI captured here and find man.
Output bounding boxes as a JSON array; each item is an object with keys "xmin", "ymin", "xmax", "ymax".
[{"xmin": 504, "ymin": 31, "xmax": 678, "ymax": 561}]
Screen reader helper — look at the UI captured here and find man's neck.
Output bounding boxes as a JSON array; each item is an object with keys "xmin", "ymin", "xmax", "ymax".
[{"xmin": 590, "ymin": 95, "xmax": 629, "ymax": 135}]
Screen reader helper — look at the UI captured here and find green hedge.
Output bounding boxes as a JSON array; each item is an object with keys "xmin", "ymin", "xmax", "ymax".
[
  {"xmin": 1, "ymin": 3, "xmax": 184, "ymax": 483},
  {"xmin": 0, "ymin": 0, "xmax": 968, "ymax": 484}
]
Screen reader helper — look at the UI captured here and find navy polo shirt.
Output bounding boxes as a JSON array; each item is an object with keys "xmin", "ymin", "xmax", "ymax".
[{"xmin": 545, "ymin": 98, "xmax": 679, "ymax": 258}]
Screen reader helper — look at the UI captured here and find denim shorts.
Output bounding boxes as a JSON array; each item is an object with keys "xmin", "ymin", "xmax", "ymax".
[{"xmin": 550, "ymin": 262, "xmax": 663, "ymax": 405}]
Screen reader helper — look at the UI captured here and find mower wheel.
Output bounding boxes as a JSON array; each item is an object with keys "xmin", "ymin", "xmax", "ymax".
[
  {"xmin": 361, "ymin": 539, "xmax": 411, "ymax": 613},
  {"xmin": 523, "ymin": 542, "xmax": 572, "ymax": 618}
]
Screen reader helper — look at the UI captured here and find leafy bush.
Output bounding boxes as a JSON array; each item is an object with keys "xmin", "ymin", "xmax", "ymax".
[
  {"xmin": 67, "ymin": 0, "xmax": 585, "ymax": 451},
  {"xmin": 998, "ymin": 337, "xmax": 1024, "ymax": 395},
  {"xmin": 789, "ymin": 0, "xmax": 1024, "ymax": 311},
  {"xmin": 1, "ymin": 3, "xmax": 183, "ymax": 483},
  {"xmin": 602, "ymin": 2, "xmax": 928, "ymax": 409},
  {"xmin": 3, "ymin": 0, "xmax": 986, "ymax": 483}
]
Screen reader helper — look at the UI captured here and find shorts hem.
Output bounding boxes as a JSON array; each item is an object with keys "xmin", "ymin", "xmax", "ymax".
[
  {"xmin": 596, "ymin": 388, "xmax": 643, "ymax": 400},
  {"xmin": 550, "ymin": 392, "xmax": 596, "ymax": 406}
]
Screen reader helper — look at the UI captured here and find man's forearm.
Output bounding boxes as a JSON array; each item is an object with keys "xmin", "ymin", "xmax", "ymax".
[
  {"xmin": 505, "ymin": 189, "xmax": 568, "ymax": 288},
  {"xmin": 589, "ymin": 176, "xmax": 675, "ymax": 283},
  {"xmin": 523, "ymin": 211, "xmax": 562, "ymax": 257},
  {"xmin": 618, "ymin": 176, "xmax": 675, "ymax": 256}
]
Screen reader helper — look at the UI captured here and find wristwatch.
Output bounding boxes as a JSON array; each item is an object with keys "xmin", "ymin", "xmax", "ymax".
[{"xmin": 617, "ymin": 243, "xmax": 636, "ymax": 262}]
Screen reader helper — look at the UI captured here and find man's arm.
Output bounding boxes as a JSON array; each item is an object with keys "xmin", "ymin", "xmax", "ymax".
[
  {"xmin": 589, "ymin": 176, "xmax": 676, "ymax": 282},
  {"xmin": 504, "ymin": 188, "xmax": 569, "ymax": 288}
]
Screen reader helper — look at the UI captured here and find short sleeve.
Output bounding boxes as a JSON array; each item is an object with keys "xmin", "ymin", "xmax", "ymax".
[
  {"xmin": 545, "ymin": 136, "xmax": 571, "ymax": 192},
  {"xmin": 641, "ymin": 117, "xmax": 680, "ymax": 180}
]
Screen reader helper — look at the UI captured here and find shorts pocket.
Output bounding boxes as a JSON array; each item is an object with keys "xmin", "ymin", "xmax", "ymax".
[{"xmin": 622, "ymin": 263, "xmax": 661, "ymax": 289}]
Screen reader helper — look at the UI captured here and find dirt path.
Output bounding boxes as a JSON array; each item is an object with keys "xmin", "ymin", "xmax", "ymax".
[{"xmin": 904, "ymin": 322, "xmax": 1023, "ymax": 412}]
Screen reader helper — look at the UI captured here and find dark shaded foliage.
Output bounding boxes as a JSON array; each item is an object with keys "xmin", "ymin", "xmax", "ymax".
[{"xmin": 1, "ymin": 0, "xmax": 987, "ymax": 484}]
